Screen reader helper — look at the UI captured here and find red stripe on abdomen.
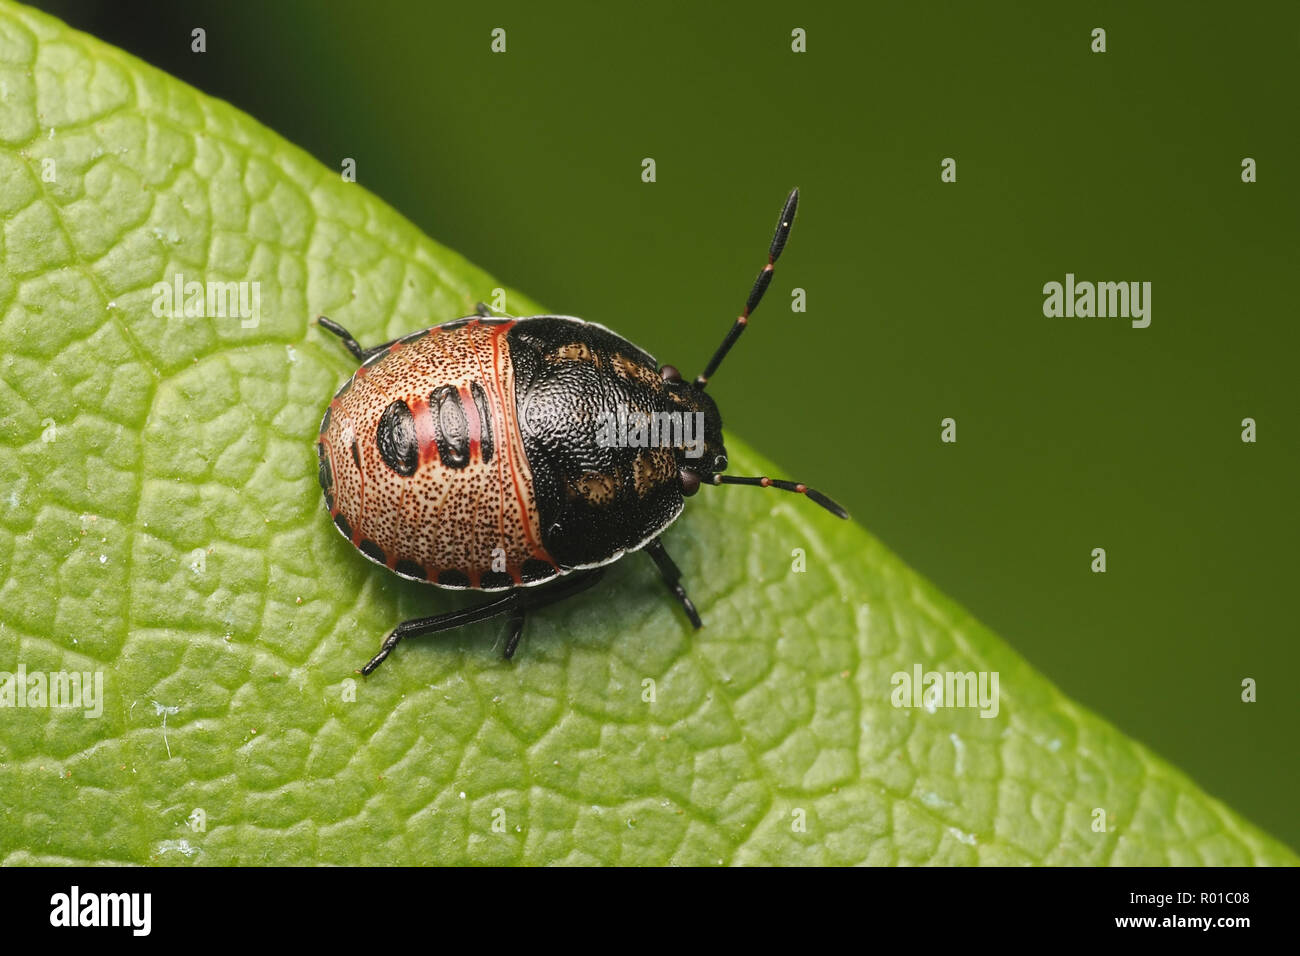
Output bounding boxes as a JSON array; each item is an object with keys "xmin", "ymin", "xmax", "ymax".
[
  {"xmin": 409, "ymin": 396, "xmax": 438, "ymax": 467},
  {"xmin": 489, "ymin": 322, "xmax": 555, "ymax": 569}
]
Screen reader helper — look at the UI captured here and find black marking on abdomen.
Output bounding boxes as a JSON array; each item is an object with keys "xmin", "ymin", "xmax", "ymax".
[
  {"xmin": 317, "ymin": 442, "xmax": 332, "ymax": 491},
  {"xmin": 480, "ymin": 570, "xmax": 513, "ymax": 590},
  {"xmin": 470, "ymin": 382, "xmax": 494, "ymax": 464},
  {"xmin": 377, "ymin": 399, "xmax": 419, "ymax": 476},
  {"xmin": 359, "ymin": 539, "xmax": 386, "ymax": 564},
  {"xmin": 521, "ymin": 558, "xmax": 557, "ymax": 584},
  {"xmin": 394, "ymin": 558, "xmax": 427, "ymax": 580},
  {"xmin": 437, "ymin": 569, "xmax": 471, "ymax": 588},
  {"xmin": 432, "ymin": 385, "xmax": 470, "ymax": 469}
]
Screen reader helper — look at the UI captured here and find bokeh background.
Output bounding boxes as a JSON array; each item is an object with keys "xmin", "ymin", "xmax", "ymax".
[{"xmin": 31, "ymin": 0, "xmax": 1298, "ymax": 851}]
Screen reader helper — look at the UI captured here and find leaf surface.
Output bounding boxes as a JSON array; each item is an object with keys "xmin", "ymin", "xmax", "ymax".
[{"xmin": 0, "ymin": 1, "xmax": 1292, "ymax": 865}]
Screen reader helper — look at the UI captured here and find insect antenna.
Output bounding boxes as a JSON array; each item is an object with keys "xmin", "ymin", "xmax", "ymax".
[
  {"xmin": 712, "ymin": 474, "xmax": 849, "ymax": 519},
  {"xmin": 695, "ymin": 188, "xmax": 799, "ymax": 388}
]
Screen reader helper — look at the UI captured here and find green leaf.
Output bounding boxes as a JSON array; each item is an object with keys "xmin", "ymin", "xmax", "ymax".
[{"xmin": 0, "ymin": 0, "xmax": 1292, "ymax": 866}]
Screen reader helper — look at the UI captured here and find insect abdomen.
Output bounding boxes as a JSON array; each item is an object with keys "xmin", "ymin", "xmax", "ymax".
[{"xmin": 318, "ymin": 319, "xmax": 559, "ymax": 589}]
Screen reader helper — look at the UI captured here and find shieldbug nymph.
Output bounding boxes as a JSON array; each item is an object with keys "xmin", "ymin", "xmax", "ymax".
[{"xmin": 316, "ymin": 189, "xmax": 847, "ymax": 673}]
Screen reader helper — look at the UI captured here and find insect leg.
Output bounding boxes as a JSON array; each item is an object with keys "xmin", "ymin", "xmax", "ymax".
[
  {"xmin": 644, "ymin": 539, "xmax": 702, "ymax": 629},
  {"xmin": 317, "ymin": 316, "xmax": 401, "ymax": 363},
  {"xmin": 504, "ymin": 567, "xmax": 607, "ymax": 659},
  {"xmin": 360, "ymin": 591, "xmax": 520, "ymax": 675},
  {"xmin": 503, "ymin": 606, "xmax": 527, "ymax": 660},
  {"xmin": 360, "ymin": 568, "xmax": 607, "ymax": 673}
]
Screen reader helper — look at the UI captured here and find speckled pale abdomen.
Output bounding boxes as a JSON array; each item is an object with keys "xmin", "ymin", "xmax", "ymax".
[{"xmin": 317, "ymin": 318, "xmax": 558, "ymax": 590}]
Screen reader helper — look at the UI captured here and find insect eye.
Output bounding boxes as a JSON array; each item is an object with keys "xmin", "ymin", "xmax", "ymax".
[
  {"xmin": 659, "ymin": 364, "xmax": 682, "ymax": 382},
  {"xmin": 680, "ymin": 469, "xmax": 701, "ymax": 497}
]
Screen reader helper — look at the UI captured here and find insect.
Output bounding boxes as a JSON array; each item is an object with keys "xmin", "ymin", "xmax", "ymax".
[{"xmin": 316, "ymin": 188, "xmax": 847, "ymax": 674}]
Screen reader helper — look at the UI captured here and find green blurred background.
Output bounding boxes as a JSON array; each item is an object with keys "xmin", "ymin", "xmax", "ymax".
[{"xmin": 33, "ymin": 0, "xmax": 1298, "ymax": 851}]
